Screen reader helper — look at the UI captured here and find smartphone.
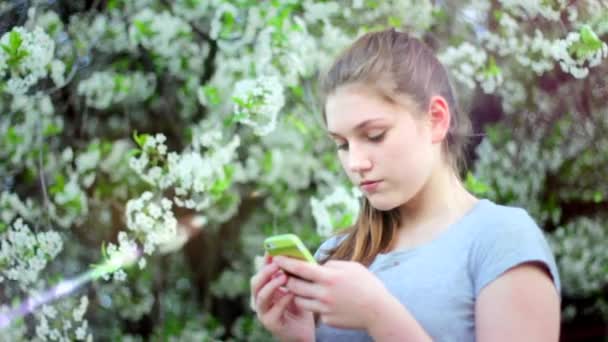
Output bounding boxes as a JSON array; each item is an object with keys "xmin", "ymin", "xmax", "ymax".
[{"xmin": 264, "ymin": 234, "xmax": 318, "ymax": 264}]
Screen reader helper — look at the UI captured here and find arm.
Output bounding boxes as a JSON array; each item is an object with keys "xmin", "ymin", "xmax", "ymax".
[
  {"xmin": 475, "ymin": 262, "xmax": 561, "ymax": 341},
  {"xmin": 367, "ymin": 290, "xmax": 433, "ymax": 342}
]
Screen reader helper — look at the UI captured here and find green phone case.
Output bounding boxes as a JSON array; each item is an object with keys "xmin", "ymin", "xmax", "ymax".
[{"xmin": 264, "ymin": 234, "xmax": 318, "ymax": 264}]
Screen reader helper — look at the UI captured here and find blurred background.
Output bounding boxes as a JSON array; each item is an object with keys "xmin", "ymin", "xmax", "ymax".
[{"xmin": 0, "ymin": 0, "xmax": 606, "ymax": 340}]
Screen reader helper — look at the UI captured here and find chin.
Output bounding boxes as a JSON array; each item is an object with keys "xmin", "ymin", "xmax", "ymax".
[{"xmin": 367, "ymin": 196, "xmax": 400, "ymax": 211}]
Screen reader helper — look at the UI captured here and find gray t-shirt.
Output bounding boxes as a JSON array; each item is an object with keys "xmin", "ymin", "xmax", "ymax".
[{"xmin": 313, "ymin": 199, "xmax": 561, "ymax": 342}]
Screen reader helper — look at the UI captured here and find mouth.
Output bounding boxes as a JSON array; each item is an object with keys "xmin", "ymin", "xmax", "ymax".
[{"xmin": 359, "ymin": 180, "xmax": 382, "ymax": 192}]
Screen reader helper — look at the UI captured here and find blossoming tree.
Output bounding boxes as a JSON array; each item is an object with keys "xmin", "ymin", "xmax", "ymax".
[{"xmin": 0, "ymin": 0, "xmax": 606, "ymax": 340}]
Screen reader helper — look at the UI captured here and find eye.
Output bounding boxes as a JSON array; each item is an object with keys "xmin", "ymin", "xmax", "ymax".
[
  {"xmin": 368, "ymin": 131, "xmax": 386, "ymax": 142},
  {"xmin": 336, "ymin": 142, "xmax": 348, "ymax": 151}
]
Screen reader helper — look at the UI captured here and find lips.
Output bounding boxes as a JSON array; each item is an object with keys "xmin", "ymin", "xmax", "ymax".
[
  {"xmin": 359, "ymin": 180, "xmax": 382, "ymax": 192},
  {"xmin": 360, "ymin": 180, "xmax": 381, "ymax": 186}
]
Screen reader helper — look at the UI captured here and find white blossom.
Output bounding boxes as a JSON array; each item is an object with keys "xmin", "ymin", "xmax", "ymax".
[
  {"xmin": 310, "ymin": 187, "xmax": 362, "ymax": 237},
  {"xmin": 0, "ymin": 218, "xmax": 63, "ymax": 287},
  {"xmin": 125, "ymin": 193, "xmax": 177, "ymax": 255},
  {"xmin": 232, "ymin": 76, "xmax": 285, "ymax": 136},
  {"xmin": 77, "ymin": 71, "xmax": 156, "ymax": 109},
  {"xmin": 0, "ymin": 27, "xmax": 55, "ymax": 95}
]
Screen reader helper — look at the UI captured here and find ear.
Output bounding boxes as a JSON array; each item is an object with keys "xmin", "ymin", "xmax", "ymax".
[{"xmin": 427, "ymin": 96, "xmax": 451, "ymax": 144}]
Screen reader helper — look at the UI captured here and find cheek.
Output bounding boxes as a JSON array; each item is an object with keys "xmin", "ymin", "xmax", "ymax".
[{"xmin": 384, "ymin": 131, "xmax": 433, "ymax": 180}]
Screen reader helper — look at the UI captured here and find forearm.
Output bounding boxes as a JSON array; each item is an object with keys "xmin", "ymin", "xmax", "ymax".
[{"xmin": 367, "ymin": 293, "xmax": 432, "ymax": 342}]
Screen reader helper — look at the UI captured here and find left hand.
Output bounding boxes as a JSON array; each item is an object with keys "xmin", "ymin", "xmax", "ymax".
[{"xmin": 273, "ymin": 256, "xmax": 392, "ymax": 330}]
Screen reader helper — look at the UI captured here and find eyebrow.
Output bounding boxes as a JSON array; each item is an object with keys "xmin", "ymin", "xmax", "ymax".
[{"xmin": 327, "ymin": 118, "xmax": 386, "ymax": 137}]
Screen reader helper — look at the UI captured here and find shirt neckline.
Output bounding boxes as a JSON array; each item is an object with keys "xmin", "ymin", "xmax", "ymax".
[{"xmin": 376, "ymin": 198, "xmax": 490, "ymax": 259}]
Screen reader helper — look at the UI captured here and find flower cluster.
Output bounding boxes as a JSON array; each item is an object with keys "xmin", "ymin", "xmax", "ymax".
[
  {"xmin": 232, "ymin": 76, "xmax": 285, "ymax": 136},
  {"xmin": 481, "ymin": 14, "xmax": 608, "ymax": 79},
  {"xmin": 167, "ymin": 132, "xmax": 240, "ymax": 210},
  {"xmin": 0, "ymin": 27, "xmax": 55, "ymax": 95},
  {"xmin": 127, "ymin": 8, "xmax": 208, "ymax": 77},
  {"xmin": 49, "ymin": 174, "xmax": 89, "ymax": 229},
  {"xmin": 474, "ymin": 138, "xmax": 564, "ymax": 224},
  {"xmin": 439, "ymin": 42, "xmax": 503, "ymax": 93},
  {"xmin": 129, "ymin": 133, "xmax": 169, "ymax": 188},
  {"xmin": 310, "ymin": 186, "xmax": 362, "ymax": 237},
  {"xmin": 125, "ymin": 192, "xmax": 176, "ymax": 255},
  {"xmin": 1, "ymin": 191, "xmax": 40, "ymax": 226},
  {"xmin": 0, "ymin": 218, "xmax": 63, "ymax": 287},
  {"xmin": 77, "ymin": 71, "xmax": 156, "ymax": 110},
  {"xmin": 498, "ymin": 0, "xmax": 567, "ymax": 21},
  {"xmin": 34, "ymin": 295, "xmax": 92, "ymax": 341},
  {"xmin": 66, "ymin": 10, "xmax": 131, "ymax": 55},
  {"xmin": 101, "ymin": 230, "xmax": 140, "ymax": 282},
  {"xmin": 95, "ymin": 269, "xmax": 156, "ymax": 321},
  {"xmin": 549, "ymin": 217, "xmax": 608, "ymax": 296},
  {"xmin": 129, "ymin": 9, "xmax": 192, "ymax": 57},
  {"xmin": 128, "ymin": 129, "xmax": 241, "ymax": 218},
  {"xmin": 210, "ymin": 268, "xmax": 249, "ymax": 299}
]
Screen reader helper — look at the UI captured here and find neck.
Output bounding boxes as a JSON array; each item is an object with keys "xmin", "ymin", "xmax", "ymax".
[{"xmin": 397, "ymin": 164, "xmax": 478, "ymax": 232}]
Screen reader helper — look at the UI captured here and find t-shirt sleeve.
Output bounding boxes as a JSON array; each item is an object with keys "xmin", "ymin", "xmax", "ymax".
[
  {"xmin": 470, "ymin": 207, "xmax": 561, "ymax": 297},
  {"xmin": 313, "ymin": 234, "xmax": 348, "ymax": 262}
]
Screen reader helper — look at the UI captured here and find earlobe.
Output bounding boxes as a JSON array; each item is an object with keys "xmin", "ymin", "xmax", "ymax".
[{"xmin": 428, "ymin": 96, "xmax": 450, "ymax": 144}]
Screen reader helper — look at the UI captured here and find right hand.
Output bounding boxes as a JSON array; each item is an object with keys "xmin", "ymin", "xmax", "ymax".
[{"xmin": 250, "ymin": 255, "xmax": 315, "ymax": 342}]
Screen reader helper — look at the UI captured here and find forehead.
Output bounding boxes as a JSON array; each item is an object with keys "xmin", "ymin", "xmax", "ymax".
[{"xmin": 325, "ymin": 85, "xmax": 401, "ymax": 135}]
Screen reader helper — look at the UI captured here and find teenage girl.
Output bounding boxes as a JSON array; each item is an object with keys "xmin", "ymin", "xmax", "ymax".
[{"xmin": 250, "ymin": 28, "xmax": 561, "ymax": 341}]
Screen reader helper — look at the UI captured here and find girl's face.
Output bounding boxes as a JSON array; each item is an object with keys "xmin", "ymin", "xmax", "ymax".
[{"xmin": 325, "ymin": 84, "xmax": 438, "ymax": 211}]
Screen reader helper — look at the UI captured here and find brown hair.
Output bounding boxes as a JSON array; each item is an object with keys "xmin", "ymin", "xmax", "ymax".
[{"xmin": 318, "ymin": 28, "xmax": 472, "ymax": 266}]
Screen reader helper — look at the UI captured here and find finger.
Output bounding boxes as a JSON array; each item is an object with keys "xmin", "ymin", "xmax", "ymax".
[
  {"xmin": 251, "ymin": 262, "xmax": 279, "ymax": 294},
  {"xmin": 274, "ymin": 256, "xmax": 327, "ymax": 283},
  {"xmin": 251, "ymin": 262, "xmax": 280, "ymax": 298},
  {"xmin": 265, "ymin": 292, "xmax": 294, "ymax": 325},
  {"xmin": 256, "ymin": 272, "xmax": 288, "ymax": 313},
  {"xmin": 264, "ymin": 252, "xmax": 272, "ymax": 264},
  {"xmin": 294, "ymin": 295, "xmax": 328, "ymax": 314},
  {"xmin": 324, "ymin": 260, "xmax": 347, "ymax": 268},
  {"xmin": 286, "ymin": 276, "xmax": 324, "ymax": 299}
]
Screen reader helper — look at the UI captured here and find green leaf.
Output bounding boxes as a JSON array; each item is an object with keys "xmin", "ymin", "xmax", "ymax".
[
  {"xmin": 593, "ymin": 191, "xmax": 603, "ymax": 203},
  {"xmin": 289, "ymin": 85, "xmax": 303, "ymax": 99},
  {"xmin": 8, "ymin": 30, "xmax": 23, "ymax": 52},
  {"xmin": 570, "ymin": 25, "xmax": 604, "ymax": 59},
  {"xmin": 65, "ymin": 196, "xmax": 82, "ymax": 212},
  {"xmin": 232, "ymin": 96, "xmax": 248, "ymax": 108},
  {"xmin": 0, "ymin": 222, "xmax": 7, "ymax": 234},
  {"xmin": 262, "ymin": 151, "xmax": 273, "ymax": 173},
  {"xmin": 431, "ymin": 8, "xmax": 448, "ymax": 22},
  {"xmin": 127, "ymin": 148, "xmax": 142, "ymax": 159},
  {"xmin": 43, "ymin": 123, "xmax": 62, "ymax": 137},
  {"xmin": 485, "ymin": 56, "xmax": 501, "ymax": 77},
  {"xmin": 492, "ymin": 10, "xmax": 503, "ymax": 22},
  {"xmin": 101, "ymin": 241, "xmax": 107, "ymax": 259},
  {"xmin": 220, "ymin": 11, "xmax": 236, "ymax": 37},
  {"xmin": 332, "ymin": 213, "xmax": 353, "ymax": 229},
  {"xmin": 287, "ymin": 114, "xmax": 309, "ymax": 135},
  {"xmin": 113, "ymin": 74, "xmax": 130, "ymax": 93},
  {"xmin": 465, "ymin": 172, "xmax": 490, "ymax": 195},
  {"xmin": 202, "ymin": 85, "xmax": 221, "ymax": 105},
  {"xmin": 133, "ymin": 20, "xmax": 155, "ymax": 38},
  {"xmin": 388, "ymin": 16, "xmax": 402, "ymax": 28},
  {"xmin": 2, "ymin": 30, "xmax": 30, "ymax": 69},
  {"xmin": 365, "ymin": 0, "xmax": 380, "ymax": 9},
  {"xmin": 6, "ymin": 126, "xmax": 23, "ymax": 144},
  {"xmin": 132, "ymin": 130, "xmax": 149, "ymax": 148},
  {"xmin": 49, "ymin": 174, "xmax": 66, "ymax": 195},
  {"xmin": 107, "ymin": 0, "xmax": 122, "ymax": 10},
  {"xmin": 580, "ymin": 25, "xmax": 602, "ymax": 49}
]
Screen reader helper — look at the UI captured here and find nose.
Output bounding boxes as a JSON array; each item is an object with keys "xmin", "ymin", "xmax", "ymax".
[{"xmin": 347, "ymin": 145, "xmax": 372, "ymax": 173}]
